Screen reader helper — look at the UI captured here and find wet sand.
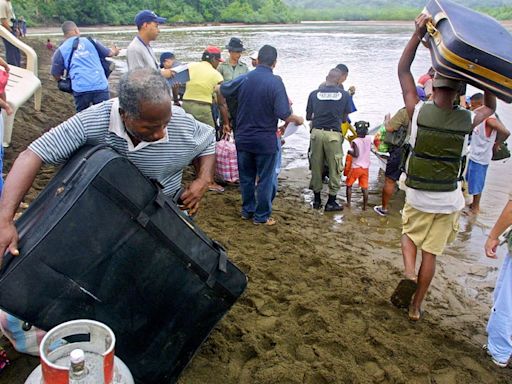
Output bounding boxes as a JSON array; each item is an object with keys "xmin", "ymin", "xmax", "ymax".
[{"xmin": 1, "ymin": 37, "xmax": 512, "ymax": 383}]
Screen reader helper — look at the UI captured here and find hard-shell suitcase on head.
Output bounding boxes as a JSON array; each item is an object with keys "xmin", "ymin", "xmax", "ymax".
[
  {"xmin": 424, "ymin": 0, "xmax": 512, "ymax": 103},
  {"xmin": 0, "ymin": 145, "xmax": 248, "ymax": 384}
]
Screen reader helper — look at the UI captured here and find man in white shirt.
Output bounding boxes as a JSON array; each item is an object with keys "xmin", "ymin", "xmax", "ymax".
[
  {"xmin": 0, "ymin": 0, "xmax": 20, "ymax": 66},
  {"xmin": 126, "ymin": 10, "xmax": 173, "ymax": 80}
]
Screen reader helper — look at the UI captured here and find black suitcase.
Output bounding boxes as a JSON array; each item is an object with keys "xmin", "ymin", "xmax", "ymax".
[
  {"xmin": 0, "ymin": 145, "xmax": 248, "ymax": 384},
  {"xmin": 424, "ymin": 0, "xmax": 512, "ymax": 103}
]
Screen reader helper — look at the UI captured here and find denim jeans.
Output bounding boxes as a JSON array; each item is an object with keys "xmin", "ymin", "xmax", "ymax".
[
  {"xmin": 237, "ymin": 150, "xmax": 277, "ymax": 223},
  {"xmin": 487, "ymin": 252, "xmax": 512, "ymax": 364},
  {"xmin": 271, "ymin": 137, "xmax": 282, "ymax": 201},
  {"xmin": 2, "ymin": 38, "xmax": 21, "ymax": 66},
  {"xmin": 73, "ymin": 90, "xmax": 110, "ymax": 112},
  {"xmin": 0, "ymin": 145, "xmax": 3, "ymax": 196}
]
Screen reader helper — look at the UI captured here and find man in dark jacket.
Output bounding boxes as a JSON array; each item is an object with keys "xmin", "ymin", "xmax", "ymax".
[{"xmin": 221, "ymin": 45, "xmax": 303, "ymax": 226}]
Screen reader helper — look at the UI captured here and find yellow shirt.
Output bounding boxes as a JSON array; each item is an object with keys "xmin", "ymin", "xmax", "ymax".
[{"xmin": 183, "ymin": 61, "xmax": 224, "ymax": 104}]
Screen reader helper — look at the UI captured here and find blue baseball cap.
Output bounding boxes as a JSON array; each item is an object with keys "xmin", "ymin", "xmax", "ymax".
[
  {"xmin": 159, "ymin": 52, "xmax": 175, "ymax": 68},
  {"xmin": 135, "ymin": 10, "xmax": 167, "ymax": 28}
]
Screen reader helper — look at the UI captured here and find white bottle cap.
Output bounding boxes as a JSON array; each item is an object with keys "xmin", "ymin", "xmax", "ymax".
[{"xmin": 70, "ymin": 349, "xmax": 85, "ymax": 364}]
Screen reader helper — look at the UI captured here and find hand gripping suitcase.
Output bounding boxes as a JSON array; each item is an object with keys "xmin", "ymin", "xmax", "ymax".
[
  {"xmin": 424, "ymin": 0, "xmax": 512, "ymax": 103},
  {"xmin": 0, "ymin": 145, "xmax": 248, "ymax": 384}
]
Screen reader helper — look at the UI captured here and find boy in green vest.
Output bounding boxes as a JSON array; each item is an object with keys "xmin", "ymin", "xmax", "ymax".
[{"xmin": 393, "ymin": 13, "xmax": 496, "ymax": 321}]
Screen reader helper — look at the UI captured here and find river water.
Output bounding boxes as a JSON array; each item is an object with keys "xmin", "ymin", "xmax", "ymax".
[{"xmin": 61, "ymin": 21, "xmax": 512, "ymax": 267}]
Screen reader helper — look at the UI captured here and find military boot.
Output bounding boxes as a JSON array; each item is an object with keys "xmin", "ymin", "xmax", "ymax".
[
  {"xmin": 313, "ymin": 192, "xmax": 321, "ymax": 209},
  {"xmin": 324, "ymin": 195, "xmax": 343, "ymax": 212}
]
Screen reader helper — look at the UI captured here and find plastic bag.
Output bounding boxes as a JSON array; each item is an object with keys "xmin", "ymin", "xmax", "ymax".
[
  {"xmin": 215, "ymin": 134, "xmax": 239, "ymax": 183},
  {"xmin": 373, "ymin": 125, "xmax": 389, "ymax": 153},
  {"xmin": 0, "ymin": 311, "xmax": 45, "ymax": 356}
]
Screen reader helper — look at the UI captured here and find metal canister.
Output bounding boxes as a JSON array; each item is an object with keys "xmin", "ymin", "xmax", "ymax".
[{"xmin": 25, "ymin": 319, "xmax": 134, "ymax": 384}]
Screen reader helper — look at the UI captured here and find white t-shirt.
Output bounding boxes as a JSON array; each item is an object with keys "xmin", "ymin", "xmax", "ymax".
[
  {"xmin": 0, "ymin": 0, "xmax": 14, "ymax": 21},
  {"xmin": 403, "ymin": 101, "xmax": 472, "ymax": 214},
  {"xmin": 469, "ymin": 115, "xmax": 497, "ymax": 165}
]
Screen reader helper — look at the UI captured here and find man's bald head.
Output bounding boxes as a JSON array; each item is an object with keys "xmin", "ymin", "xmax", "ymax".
[
  {"xmin": 61, "ymin": 21, "xmax": 79, "ymax": 37},
  {"xmin": 325, "ymin": 68, "xmax": 342, "ymax": 86}
]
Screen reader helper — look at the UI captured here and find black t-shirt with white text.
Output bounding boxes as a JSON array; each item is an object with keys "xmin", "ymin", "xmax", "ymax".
[{"xmin": 306, "ymin": 85, "xmax": 351, "ymax": 131}]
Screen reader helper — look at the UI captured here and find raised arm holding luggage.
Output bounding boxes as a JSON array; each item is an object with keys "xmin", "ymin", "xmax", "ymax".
[{"xmin": 393, "ymin": 12, "xmax": 496, "ymax": 321}]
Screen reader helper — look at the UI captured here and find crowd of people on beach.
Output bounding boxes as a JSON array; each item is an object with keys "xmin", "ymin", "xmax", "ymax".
[{"xmin": 0, "ymin": 1, "xmax": 511, "ymax": 376}]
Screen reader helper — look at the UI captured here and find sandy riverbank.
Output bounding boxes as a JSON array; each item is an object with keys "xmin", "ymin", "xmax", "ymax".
[{"xmin": 0, "ymin": 37, "xmax": 511, "ymax": 383}]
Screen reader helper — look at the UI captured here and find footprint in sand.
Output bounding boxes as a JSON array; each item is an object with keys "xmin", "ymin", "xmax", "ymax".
[{"xmin": 340, "ymin": 310, "xmax": 368, "ymax": 336}]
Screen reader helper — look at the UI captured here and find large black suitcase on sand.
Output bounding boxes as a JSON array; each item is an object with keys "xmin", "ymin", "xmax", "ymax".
[
  {"xmin": 0, "ymin": 145, "xmax": 247, "ymax": 384},
  {"xmin": 424, "ymin": 0, "xmax": 512, "ymax": 103}
]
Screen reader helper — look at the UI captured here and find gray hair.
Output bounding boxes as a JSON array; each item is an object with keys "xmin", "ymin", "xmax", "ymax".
[
  {"xmin": 118, "ymin": 68, "xmax": 171, "ymax": 119},
  {"xmin": 61, "ymin": 21, "xmax": 77, "ymax": 35}
]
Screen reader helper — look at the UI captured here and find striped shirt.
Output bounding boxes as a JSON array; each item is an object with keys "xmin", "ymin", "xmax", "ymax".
[{"xmin": 29, "ymin": 99, "xmax": 216, "ymax": 196}]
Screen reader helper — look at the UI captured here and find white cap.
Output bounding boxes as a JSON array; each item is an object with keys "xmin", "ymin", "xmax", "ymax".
[
  {"xmin": 249, "ymin": 51, "xmax": 258, "ymax": 60},
  {"xmin": 70, "ymin": 349, "xmax": 85, "ymax": 364}
]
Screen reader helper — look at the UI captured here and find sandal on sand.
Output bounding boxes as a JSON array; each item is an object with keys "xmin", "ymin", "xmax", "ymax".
[
  {"xmin": 208, "ymin": 183, "xmax": 225, "ymax": 193},
  {"xmin": 253, "ymin": 217, "xmax": 276, "ymax": 226},
  {"xmin": 408, "ymin": 305, "xmax": 423, "ymax": 322},
  {"xmin": 241, "ymin": 212, "xmax": 254, "ymax": 220},
  {"xmin": 482, "ymin": 345, "xmax": 509, "ymax": 368},
  {"xmin": 391, "ymin": 279, "xmax": 418, "ymax": 309}
]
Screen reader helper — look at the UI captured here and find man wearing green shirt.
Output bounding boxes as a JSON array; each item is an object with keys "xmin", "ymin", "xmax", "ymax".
[{"xmin": 217, "ymin": 37, "xmax": 249, "ymax": 82}]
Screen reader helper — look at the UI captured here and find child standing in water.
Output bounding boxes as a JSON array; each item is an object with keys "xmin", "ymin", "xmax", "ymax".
[{"xmin": 346, "ymin": 121, "xmax": 372, "ymax": 210}]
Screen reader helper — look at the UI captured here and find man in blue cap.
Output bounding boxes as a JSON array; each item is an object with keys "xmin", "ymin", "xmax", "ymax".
[{"xmin": 127, "ymin": 10, "xmax": 173, "ymax": 80}]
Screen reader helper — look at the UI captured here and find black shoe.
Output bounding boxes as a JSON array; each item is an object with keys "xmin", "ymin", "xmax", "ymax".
[{"xmin": 324, "ymin": 201, "xmax": 343, "ymax": 212}]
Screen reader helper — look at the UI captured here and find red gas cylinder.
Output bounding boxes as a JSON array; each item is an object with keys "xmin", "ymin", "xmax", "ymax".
[{"xmin": 25, "ymin": 319, "xmax": 134, "ymax": 384}]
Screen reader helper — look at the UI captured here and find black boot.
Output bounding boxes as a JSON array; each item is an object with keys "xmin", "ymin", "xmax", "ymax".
[
  {"xmin": 325, "ymin": 195, "xmax": 343, "ymax": 211},
  {"xmin": 313, "ymin": 192, "xmax": 321, "ymax": 209}
]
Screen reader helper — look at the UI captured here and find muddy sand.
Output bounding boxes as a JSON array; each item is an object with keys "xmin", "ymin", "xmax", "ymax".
[{"xmin": 1, "ymin": 37, "xmax": 511, "ymax": 384}]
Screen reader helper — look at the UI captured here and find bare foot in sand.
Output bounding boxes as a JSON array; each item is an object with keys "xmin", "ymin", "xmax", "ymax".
[
  {"xmin": 462, "ymin": 207, "xmax": 478, "ymax": 216},
  {"xmin": 408, "ymin": 304, "xmax": 422, "ymax": 321},
  {"xmin": 404, "ymin": 273, "xmax": 418, "ymax": 283}
]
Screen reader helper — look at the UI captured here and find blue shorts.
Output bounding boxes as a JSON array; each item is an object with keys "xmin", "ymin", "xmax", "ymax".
[
  {"xmin": 385, "ymin": 147, "xmax": 403, "ymax": 181},
  {"xmin": 466, "ymin": 159, "xmax": 489, "ymax": 195}
]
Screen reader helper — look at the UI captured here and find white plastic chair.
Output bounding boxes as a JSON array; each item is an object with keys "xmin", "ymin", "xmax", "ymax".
[{"xmin": 0, "ymin": 26, "xmax": 42, "ymax": 147}]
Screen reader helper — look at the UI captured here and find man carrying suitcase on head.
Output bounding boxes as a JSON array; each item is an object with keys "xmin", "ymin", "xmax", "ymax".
[
  {"xmin": 392, "ymin": 13, "xmax": 496, "ymax": 321},
  {"xmin": 0, "ymin": 68, "xmax": 216, "ymax": 266}
]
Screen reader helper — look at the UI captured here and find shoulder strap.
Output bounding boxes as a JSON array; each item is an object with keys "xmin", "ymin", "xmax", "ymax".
[
  {"xmin": 65, "ymin": 37, "xmax": 79, "ymax": 73},
  {"xmin": 87, "ymin": 36, "xmax": 102, "ymax": 57}
]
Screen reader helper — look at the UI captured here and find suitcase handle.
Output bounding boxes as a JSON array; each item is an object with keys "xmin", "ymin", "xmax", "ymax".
[
  {"xmin": 61, "ymin": 144, "xmax": 110, "ymax": 187},
  {"xmin": 91, "ymin": 176, "xmax": 232, "ymax": 291}
]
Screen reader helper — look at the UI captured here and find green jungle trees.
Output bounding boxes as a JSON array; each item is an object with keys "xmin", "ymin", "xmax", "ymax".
[
  {"xmin": 12, "ymin": 0, "xmax": 511, "ymax": 26},
  {"xmin": 13, "ymin": 0, "xmax": 298, "ymax": 26}
]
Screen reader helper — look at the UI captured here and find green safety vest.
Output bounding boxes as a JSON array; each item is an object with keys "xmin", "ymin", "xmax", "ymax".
[{"xmin": 405, "ymin": 102, "xmax": 472, "ymax": 192}]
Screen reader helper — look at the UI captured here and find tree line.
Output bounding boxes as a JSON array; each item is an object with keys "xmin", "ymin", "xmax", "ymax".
[
  {"xmin": 13, "ymin": 0, "xmax": 297, "ymax": 25},
  {"xmin": 12, "ymin": 0, "xmax": 512, "ymax": 26}
]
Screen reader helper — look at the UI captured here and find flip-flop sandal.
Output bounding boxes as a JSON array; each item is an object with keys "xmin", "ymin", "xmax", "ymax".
[
  {"xmin": 208, "ymin": 185, "xmax": 225, "ymax": 193},
  {"xmin": 391, "ymin": 279, "xmax": 418, "ymax": 309},
  {"xmin": 253, "ymin": 217, "xmax": 276, "ymax": 226}
]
